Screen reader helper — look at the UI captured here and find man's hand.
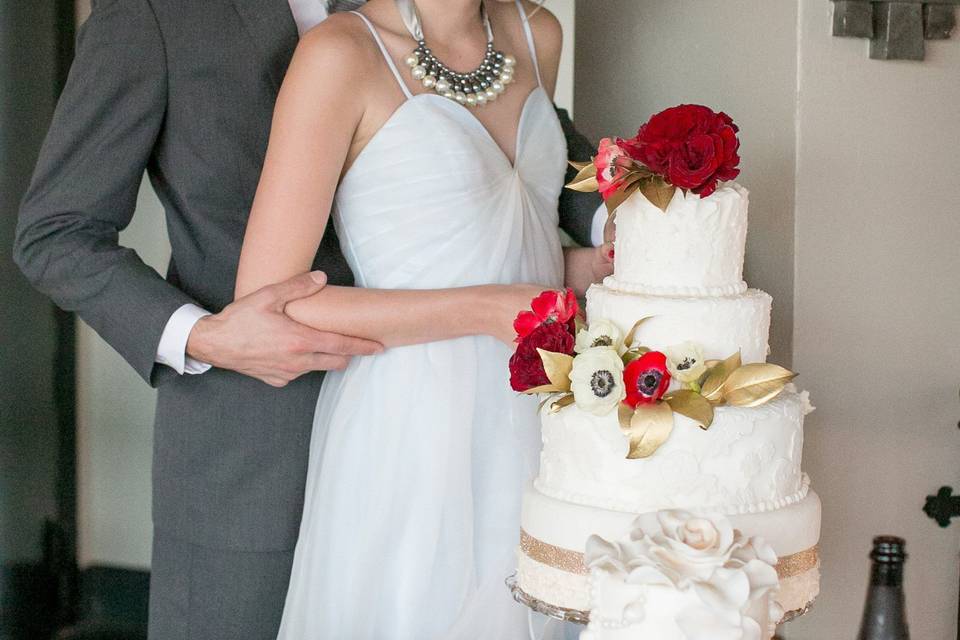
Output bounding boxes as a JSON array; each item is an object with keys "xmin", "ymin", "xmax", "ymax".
[{"xmin": 186, "ymin": 271, "xmax": 383, "ymax": 387}]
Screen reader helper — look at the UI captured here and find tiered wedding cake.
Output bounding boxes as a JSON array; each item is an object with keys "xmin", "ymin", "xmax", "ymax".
[{"xmin": 507, "ymin": 106, "xmax": 820, "ymax": 635}]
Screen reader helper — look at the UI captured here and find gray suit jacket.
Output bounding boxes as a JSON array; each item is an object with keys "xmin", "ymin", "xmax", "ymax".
[{"xmin": 14, "ymin": 0, "xmax": 601, "ymax": 552}]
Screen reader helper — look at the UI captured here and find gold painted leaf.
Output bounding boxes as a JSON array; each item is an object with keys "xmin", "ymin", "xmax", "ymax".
[
  {"xmin": 638, "ymin": 177, "xmax": 677, "ymax": 213},
  {"xmin": 550, "ymin": 393, "xmax": 576, "ymax": 413},
  {"xmin": 618, "ymin": 402, "xmax": 634, "ymax": 431},
  {"xmin": 722, "ymin": 363, "xmax": 797, "ymax": 407},
  {"xmin": 523, "ymin": 384, "xmax": 566, "ymax": 396},
  {"xmin": 664, "ymin": 390, "xmax": 715, "ymax": 430},
  {"xmin": 622, "ymin": 402, "xmax": 675, "ymax": 459},
  {"xmin": 701, "ymin": 351, "xmax": 742, "ymax": 403},
  {"xmin": 621, "ymin": 346, "xmax": 651, "ymax": 365},
  {"xmin": 623, "ymin": 316, "xmax": 653, "ymax": 350},
  {"xmin": 537, "ymin": 349, "xmax": 573, "ymax": 392},
  {"xmin": 569, "ymin": 160, "xmax": 592, "ymax": 172},
  {"xmin": 565, "ymin": 161, "xmax": 599, "ymax": 192},
  {"xmin": 603, "ymin": 181, "xmax": 639, "ymax": 215}
]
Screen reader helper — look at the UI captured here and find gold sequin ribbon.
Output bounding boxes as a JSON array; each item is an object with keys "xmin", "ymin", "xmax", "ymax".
[{"xmin": 519, "ymin": 529, "xmax": 819, "ymax": 579}]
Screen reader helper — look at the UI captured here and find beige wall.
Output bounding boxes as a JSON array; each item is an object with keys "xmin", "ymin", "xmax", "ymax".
[
  {"xmin": 789, "ymin": 1, "xmax": 960, "ymax": 638},
  {"xmin": 576, "ymin": 1, "xmax": 960, "ymax": 638}
]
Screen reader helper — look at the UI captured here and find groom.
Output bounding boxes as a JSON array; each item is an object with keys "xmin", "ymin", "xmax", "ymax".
[{"xmin": 14, "ymin": 1, "xmax": 604, "ymax": 638}]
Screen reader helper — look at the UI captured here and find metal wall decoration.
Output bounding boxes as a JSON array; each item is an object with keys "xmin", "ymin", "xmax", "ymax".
[{"xmin": 832, "ymin": 0, "xmax": 957, "ymax": 59}]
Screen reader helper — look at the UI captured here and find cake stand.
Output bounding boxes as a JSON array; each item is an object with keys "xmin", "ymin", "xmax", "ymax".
[{"xmin": 506, "ymin": 572, "xmax": 816, "ymax": 626}]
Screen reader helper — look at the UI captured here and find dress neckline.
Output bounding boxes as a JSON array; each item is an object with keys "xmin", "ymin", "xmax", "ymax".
[{"xmin": 341, "ymin": 85, "xmax": 545, "ymax": 183}]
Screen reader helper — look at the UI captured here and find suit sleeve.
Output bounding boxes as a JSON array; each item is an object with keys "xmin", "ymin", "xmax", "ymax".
[
  {"xmin": 13, "ymin": 0, "xmax": 194, "ymax": 386},
  {"xmin": 555, "ymin": 106, "xmax": 603, "ymax": 247}
]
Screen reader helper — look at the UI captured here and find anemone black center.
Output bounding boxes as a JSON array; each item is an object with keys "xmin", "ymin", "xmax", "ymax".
[{"xmin": 590, "ymin": 370, "xmax": 615, "ymax": 398}]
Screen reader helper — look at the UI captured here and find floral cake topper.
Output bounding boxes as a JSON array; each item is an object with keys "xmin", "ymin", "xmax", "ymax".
[{"xmin": 568, "ymin": 104, "xmax": 742, "ymax": 213}]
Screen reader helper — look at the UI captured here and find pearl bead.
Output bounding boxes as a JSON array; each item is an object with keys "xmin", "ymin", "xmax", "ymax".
[
  {"xmin": 475, "ymin": 92, "xmax": 487, "ymax": 105},
  {"xmin": 485, "ymin": 88, "xmax": 497, "ymax": 101},
  {"xmin": 454, "ymin": 91, "xmax": 467, "ymax": 104},
  {"xmin": 404, "ymin": 53, "xmax": 419, "ymax": 68},
  {"xmin": 500, "ymin": 71, "xmax": 513, "ymax": 85},
  {"xmin": 435, "ymin": 77, "xmax": 450, "ymax": 93},
  {"xmin": 491, "ymin": 81, "xmax": 505, "ymax": 93},
  {"xmin": 442, "ymin": 89, "xmax": 455, "ymax": 99},
  {"xmin": 411, "ymin": 65, "xmax": 427, "ymax": 80},
  {"xmin": 422, "ymin": 75, "xmax": 436, "ymax": 89},
  {"xmin": 465, "ymin": 94, "xmax": 477, "ymax": 106},
  {"xmin": 503, "ymin": 54, "xmax": 516, "ymax": 67}
]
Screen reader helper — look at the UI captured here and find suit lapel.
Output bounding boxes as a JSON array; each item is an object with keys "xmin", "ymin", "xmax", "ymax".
[{"xmin": 231, "ymin": 0, "xmax": 300, "ymax": 92}]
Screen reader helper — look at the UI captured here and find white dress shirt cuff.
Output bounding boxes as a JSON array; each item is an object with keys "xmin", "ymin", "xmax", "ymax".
[
  {"xmin": 156, "ymin": 304, "xmax": 213, "ymax": 375},
  {"xmin": 590, "ymin": 203, "xmax": 608, "ymax": 247}
]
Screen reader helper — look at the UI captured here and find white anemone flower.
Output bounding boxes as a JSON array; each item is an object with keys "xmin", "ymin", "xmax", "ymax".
[
  {"xmin": 570, "ymin": 347, "xmax": 626, "ymax": 416},
  {"xmin": 663, "ymin": 341, "xmax": 708, "ymax": 384},
  {"xmin": 575, "ymin": 319, "xmax": 624, "ymax": 354}
]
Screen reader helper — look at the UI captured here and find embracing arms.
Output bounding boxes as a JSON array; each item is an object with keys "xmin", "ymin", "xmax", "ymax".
[{"xmin": 13, "ymin": 0, "xmax": 378, "ymax": 388}]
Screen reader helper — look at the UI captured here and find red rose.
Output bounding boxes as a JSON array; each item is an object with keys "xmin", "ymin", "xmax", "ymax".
[
  {"xmin": 509, "ymin": 322, "xmax": 576, "ymax": 392},
  {"xmin": 513, "ymin": 288, "xmax": 579, "ymax": 341},
  {"xmin": 621, "ymin": 105, "xmax": 740, "ymax": 198},
  {"xmin": 623, "ymin": 351, "xmax": 671, "ymax": 407}
]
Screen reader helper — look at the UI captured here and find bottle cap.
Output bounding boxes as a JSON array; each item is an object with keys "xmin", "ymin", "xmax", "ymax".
[{"xmin": 870, "ymin": 535, "xmax": 907, "ymax": 563}]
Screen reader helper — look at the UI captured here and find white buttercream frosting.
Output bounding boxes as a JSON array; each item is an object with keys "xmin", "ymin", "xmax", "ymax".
[
  {"xmin": 611, "ymin": 183, "xmax": 749, "ymax": 296},
  {"xmin": 586, "ymin": 285, "xmax": 772, "ymax": 365},
  {"xmin": 580, "ymin": 510, "xmax": 782, "ymax": 640},
  {"xmin": 536, "ymin": 390, "xmax": 807, "ymax": 515}
]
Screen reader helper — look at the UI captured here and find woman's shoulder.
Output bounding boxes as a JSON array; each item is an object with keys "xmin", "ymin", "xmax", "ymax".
[
  {"xmin": 517, "ymin": 1, "xmax": 562, "ymax": 58},
  {"xmin": 293, "ymin": 12, "xmax": 384, "ymax": 75}
]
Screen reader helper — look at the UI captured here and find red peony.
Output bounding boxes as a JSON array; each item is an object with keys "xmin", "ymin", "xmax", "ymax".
[
  {"xmin": 593, "ymin": 138, "xmax": 636, "ymax": 200},
  {"xmin": 509, "ymin": 322, "xmax": 576, "ymax": 392},
  {"xmin": 620, "ymin": 104, "xmax": 740, "ymax": 198},
  {"xmin": 623, "ymin": 351, "xmax": 672, "ymax": 407},
  {"xmin": 513, "ymin": 288, "xmax": 579, "ymax": 341}
]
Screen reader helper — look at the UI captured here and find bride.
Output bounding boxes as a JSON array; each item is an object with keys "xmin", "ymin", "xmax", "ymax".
[{"xmin": 234, "ymin": 0, "xmax": 608, "ymax": 636}]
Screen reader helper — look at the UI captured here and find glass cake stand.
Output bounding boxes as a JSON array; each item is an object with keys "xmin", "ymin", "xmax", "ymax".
[{"xmin": 506, "ymin": 572, "xmax": 816, "ymax": 627}]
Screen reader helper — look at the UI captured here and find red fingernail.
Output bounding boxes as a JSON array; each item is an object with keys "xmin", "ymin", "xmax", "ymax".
[{"xmin": 608, "ymin": 249, "xmax": 615, "ymax": 260}]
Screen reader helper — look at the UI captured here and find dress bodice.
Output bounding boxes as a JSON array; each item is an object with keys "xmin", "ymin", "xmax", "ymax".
[{"xmin": 332, "ymin": 16, "xmax": 566, "ymax": 292}]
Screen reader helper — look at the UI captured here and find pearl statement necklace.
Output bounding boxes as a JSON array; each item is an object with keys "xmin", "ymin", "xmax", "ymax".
[{"xmin": 396, "ymin": 0, "xmax": 517, "ymax": 108}]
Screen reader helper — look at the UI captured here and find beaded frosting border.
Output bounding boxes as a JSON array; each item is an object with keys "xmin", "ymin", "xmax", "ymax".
[{"xmin": 519, "ymin": 529, "xmax": 819, "ymax": 580}]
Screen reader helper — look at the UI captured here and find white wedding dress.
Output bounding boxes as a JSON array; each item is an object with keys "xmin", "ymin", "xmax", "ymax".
[{"xmin": 277, "ymin": 5, "xmax": 567, "ymax": 639}]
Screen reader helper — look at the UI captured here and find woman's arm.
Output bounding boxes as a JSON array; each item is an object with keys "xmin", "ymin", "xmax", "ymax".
[{"xmin": 236, "ymin": 17, "xmax": 546, "ymax": 349}]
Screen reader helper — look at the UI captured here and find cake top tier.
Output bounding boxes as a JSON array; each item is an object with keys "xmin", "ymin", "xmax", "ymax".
[{"xmin": 607, "ymin": 183, "xmax": 749, "ymax": 297}]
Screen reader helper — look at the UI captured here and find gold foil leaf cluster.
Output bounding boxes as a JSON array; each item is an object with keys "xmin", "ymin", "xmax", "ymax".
[{"xmin": 565, "ymin": 161, "xmax": 677, "ymax": 214}]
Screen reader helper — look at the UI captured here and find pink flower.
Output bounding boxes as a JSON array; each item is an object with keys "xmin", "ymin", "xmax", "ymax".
[{"xmin": 593, "ymin": 138, "xmax": 636, "ymax": 200}]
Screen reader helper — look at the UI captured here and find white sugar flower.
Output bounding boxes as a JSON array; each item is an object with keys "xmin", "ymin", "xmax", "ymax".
[
  {"xmin": 575, "ymin": 319, "xmax": 624, "ymax": 354},
  {"xmin": 569, "ymin": 347, "xmax": 626, "ymax": 416},
  {"xmin": 663, "ymin": 341, "xmax": 708, "ymax": 384}
]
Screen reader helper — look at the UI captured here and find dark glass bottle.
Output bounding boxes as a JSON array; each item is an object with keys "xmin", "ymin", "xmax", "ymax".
[{"xmin": 856, "ymin": 536, "xmax": 910, "ymax": 640}]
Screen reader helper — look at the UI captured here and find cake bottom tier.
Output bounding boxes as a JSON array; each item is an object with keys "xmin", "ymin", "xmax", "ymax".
[{"xmin": 515, "ymin": 484, "xmax": 821, "ymax": 619}]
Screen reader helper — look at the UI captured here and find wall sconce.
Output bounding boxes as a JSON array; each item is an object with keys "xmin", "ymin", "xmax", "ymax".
[{"xmin": 832, "ymin": 0, "xmax": 957, "ymax": 59}]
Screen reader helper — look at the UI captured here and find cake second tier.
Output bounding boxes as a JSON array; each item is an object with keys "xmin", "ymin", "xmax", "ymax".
[
  {"xmin": 586, "ymin": 283, "xmax": 772, "ymax": 364},
  {"xmin": 535, "ymin": 388, "xmax": 811, "ymax": 515}
]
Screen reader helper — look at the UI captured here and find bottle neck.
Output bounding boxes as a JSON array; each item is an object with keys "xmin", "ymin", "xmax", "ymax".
[{"xmin": 869, "ymin": 561, "xmax": 904, "ymax": 588}]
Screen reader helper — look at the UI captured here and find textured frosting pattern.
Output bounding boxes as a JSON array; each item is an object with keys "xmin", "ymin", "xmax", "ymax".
[
  {"xmin": 536, "ymin": 390, "xmax": 808, "ymax": 515},
  {"xmin": 586, "ymin": 284, "xmax": 772, "ymax": 364},
  {"xmin": 612, "ymin": 183, "xmax": 749, "ymax": 294}
]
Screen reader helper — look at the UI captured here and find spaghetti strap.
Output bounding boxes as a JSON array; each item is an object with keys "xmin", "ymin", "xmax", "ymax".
[
  {"xmin": 350, "ymin": 11, "xmax": 413, "ymax": 99},
  {"xmin": 514, "ymin": 0, "xmax": 542, "ymax": 87}
]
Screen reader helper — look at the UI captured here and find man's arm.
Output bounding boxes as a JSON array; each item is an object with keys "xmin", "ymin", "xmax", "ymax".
[
  {"xmin": 555, "ymin": 106, "xmax": 605, "ymax": 248},
  {"xmin": 13, "ymin": 0, "xmax": 381, "ymax": 389},
  {"xmin": 13, "ymin": 0, "xmax": 192, "ymax": 386}
]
